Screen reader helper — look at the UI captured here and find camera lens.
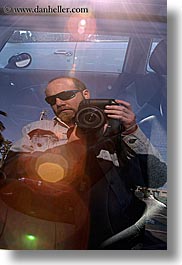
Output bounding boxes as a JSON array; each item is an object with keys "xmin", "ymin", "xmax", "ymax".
[
  {"xmin": 84, "ymin": 112, "xmax": 97, "ymax": 123},
  {"xmin": 75, "ymin": 106, "xmax": 106, "ymax": 132}
]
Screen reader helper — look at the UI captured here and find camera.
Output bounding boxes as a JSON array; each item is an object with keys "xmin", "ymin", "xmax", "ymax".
[{"xmin": 75, "ymin": 99, "xmax": 123, "ymax": 136}]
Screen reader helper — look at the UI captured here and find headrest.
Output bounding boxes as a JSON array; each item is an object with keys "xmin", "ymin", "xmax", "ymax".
[{"xmin": 149, "ymin": 39, "xmax": 167, "ymax": 75}]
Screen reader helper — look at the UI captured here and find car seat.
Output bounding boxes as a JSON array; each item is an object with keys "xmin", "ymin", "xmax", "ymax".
[{"xmin": 120, "ymin": 39, "xmax": 167, "ymax": 161}]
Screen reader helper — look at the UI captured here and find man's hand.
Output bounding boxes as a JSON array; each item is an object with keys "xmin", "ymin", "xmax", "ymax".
[{"xmin": 104, "ymin": 99, "xmax": 137, "ymax": 133}]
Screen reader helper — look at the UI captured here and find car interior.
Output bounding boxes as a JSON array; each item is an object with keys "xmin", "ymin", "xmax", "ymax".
[{"xmin": 0, "ymin": 0, "xmax": 167, "ymax": 250}]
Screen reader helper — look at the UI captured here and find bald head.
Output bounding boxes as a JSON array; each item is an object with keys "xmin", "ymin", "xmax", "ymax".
[{"xmin": 45, "ymin": 76, "xmax": 87, "ymax": 97}]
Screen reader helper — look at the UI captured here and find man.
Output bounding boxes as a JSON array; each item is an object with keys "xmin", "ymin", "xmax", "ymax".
[
  {"xmin": 1, "ymin": 76, "xmax": 167, "ymax": 249},
  {"xmin": 45, "ymin": 76, "xmax": 137, "ymax": 133}
]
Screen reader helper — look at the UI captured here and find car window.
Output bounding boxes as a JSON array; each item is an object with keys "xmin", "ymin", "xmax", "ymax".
[
  {"xmin": 0, "ymin": 30, "xmax": 129, "ymax": 73},
  {"xmin": 146, "ymin": 39, "xmax": 162, "ymax": 72}
]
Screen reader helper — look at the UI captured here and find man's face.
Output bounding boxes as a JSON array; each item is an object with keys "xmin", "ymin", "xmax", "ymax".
[{"xmin": 45, "ymin": 78, "xmax": 90, "ymax": 125}]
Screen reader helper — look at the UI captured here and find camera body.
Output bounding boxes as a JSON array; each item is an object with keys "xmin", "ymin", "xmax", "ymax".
[{"xmin": 75, "ymin": 99, "xmax": 123, "ymax": 136}]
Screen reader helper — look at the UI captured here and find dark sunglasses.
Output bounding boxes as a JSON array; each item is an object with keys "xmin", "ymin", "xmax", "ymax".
[{"xmin": 45, "ymin": 90, "xmax": 81, "ymax": 105}]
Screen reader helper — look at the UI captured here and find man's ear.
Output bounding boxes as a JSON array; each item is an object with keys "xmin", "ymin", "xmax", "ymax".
[{"xmin": 82, "ymin": 89, "xmax": 90, "ymax": 99}]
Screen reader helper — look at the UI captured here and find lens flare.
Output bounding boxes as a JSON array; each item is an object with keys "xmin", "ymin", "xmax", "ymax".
[
  {"xmin": 66, "ymin": 12, "xmax": 96, "ymax": 41},
  {"xmin": 35, "ymin": 153, "xmax": 68, "ymax": 183},
  {"xmin": 25, "ymin": 234, "xmax": 36, "ymax": 241},
  {"xmin": 22, "ymin": 234, "xmax": 38, "ymax": 249},
  {"xmin": 37, "ymin": 162, "xmax": 65, "ymax": 182},
  {"xmin": 79, "ymin": 19, "xmax": 87, "ymax": 27}
]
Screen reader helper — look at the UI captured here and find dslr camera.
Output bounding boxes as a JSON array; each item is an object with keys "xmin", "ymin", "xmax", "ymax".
[{"xmin": 75, "ymin": 99, "xmax": 123, "ymax": 137}]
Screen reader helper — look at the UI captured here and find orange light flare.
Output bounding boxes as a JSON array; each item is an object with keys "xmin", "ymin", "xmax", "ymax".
[
  {"xmin": 34, "ymin": 142, "xmax": 88, "ymax": 185},
  {"xmin": 10, "ymin": 140, "xmax": 89, "ymax": 191},
  {"xmin": 35, "ymin": 153, "xmax": 68, "ymax": 183},
  {"xmin": 66, "ymin": 12, "xmax": 97, "ymax": 41}
]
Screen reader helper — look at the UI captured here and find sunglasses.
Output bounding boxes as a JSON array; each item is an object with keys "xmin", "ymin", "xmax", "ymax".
[{"xmin": 45, "ymin": 90, "xmax": 81, "ymax": 105}]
